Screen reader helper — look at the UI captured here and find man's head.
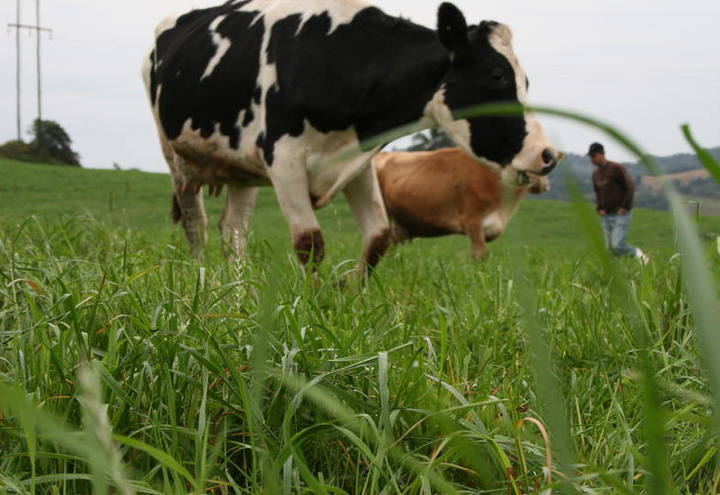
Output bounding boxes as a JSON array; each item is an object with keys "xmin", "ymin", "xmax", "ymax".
[{"xmin": 587, "ymin": 142, "xmax": 607, "ymax": 166}]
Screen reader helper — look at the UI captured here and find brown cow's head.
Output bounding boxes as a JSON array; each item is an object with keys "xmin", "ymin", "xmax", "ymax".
[
  {"xmin": 528, "ymin": 174, "xmax": 550, "ymax": 194},
  {"xmin": 501, "ymin": 164, "xmax": 553, "ymax": 193}
]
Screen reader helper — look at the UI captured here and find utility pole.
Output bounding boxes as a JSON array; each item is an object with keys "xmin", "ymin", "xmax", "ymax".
[
  {"xmin": 13, "ymin": 0, "xmax": 21, "ymax": 141},
  {"xmin": 36, "ymin": 0, "xmax": 43, "ymax": 123},
  {"xmin": 8, "ymin": 0, "xmax": 52, "ymax": 141}
]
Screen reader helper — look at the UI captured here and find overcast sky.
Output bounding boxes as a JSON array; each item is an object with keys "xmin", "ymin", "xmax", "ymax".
[{"xmin": 1, "ymin": 0, "xmax": 719, "ymax": 172}]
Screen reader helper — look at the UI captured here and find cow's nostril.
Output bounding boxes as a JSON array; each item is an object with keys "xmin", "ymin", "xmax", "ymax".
[
  {"xmin": 537, "ymin": 148, "xmax": 560, "ymax": 176},
  {"xmin": 542, "ymin": 148, "xmax": 555, "ymax": 165}
]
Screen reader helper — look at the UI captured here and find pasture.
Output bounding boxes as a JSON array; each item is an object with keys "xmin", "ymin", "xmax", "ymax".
[{"xmin": 1, "ymin": 157, "xmax": 720, "ymax": 494}]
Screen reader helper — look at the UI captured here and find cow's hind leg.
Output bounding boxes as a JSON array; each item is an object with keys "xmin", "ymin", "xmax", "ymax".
[
  {"xmin": 343, "ymin": 163, "xmax": 391, "ymax": 273},
  {"xmin": 174, "ymin": 186, "xmax": 208, "ymax": 259},
  {"xmin": 219, "ymin": 185, "xmax": 259, "ymax": 260},
  {"xmin": 162, "ymin": 142, "xmax": 208, "ymax": 258},
  {"xmin": 269, "ymin": 159, "xmax": 324, "ymax": 267}
]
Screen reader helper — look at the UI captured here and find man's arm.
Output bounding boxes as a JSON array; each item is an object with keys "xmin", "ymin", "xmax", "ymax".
[
  {"xmin": 592, "ymin": 172, "xmax": 602, "ymax": 213},
  {"xmin": 616, "ymin": 165, "xmax": 635, "ymax": 212}
]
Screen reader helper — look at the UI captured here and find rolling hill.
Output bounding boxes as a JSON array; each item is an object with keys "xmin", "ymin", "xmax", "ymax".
[{"xmin": 540, "ymin": 147, "xmax": 720, "ymax": 214}]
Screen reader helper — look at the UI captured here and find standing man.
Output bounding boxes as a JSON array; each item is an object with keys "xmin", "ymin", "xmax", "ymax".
[{"xmin": 588, "ymin": 142, "xmax": 650, "ymax": 263}]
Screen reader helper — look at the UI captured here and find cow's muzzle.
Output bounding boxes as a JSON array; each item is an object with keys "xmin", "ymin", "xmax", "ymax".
[{"xmin": 534, "ymin": 148, "xmax": 565, "ymax": 176}]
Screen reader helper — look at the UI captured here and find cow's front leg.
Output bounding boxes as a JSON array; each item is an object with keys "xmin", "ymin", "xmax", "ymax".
[
  {"xmin": 344, "ymin": 163, "xmax": 391, "ymax": 273},
  {"xmin": 269, "ymin": 159, "xmax": 324, "ymax": 267},
  {"xmin": 466, "ymin": 223, "xmax": 488, "ymax": 260},
  {"xmin": 219, "ymin": 185, "xmax": 258, "ymax": 260},
  {"xmin": 174, "ymin": 186, "xmax": 208, "ymax": 259}
]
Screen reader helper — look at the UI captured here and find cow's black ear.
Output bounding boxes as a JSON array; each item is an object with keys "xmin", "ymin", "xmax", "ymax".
[{"xmin": 437, "ymin": 3, "xmax": 470, "ymax": 57}]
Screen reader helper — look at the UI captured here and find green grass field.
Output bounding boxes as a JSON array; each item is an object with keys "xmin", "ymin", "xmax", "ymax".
[{"xmin": 1, "ymin": 157, "xmax": 719, "ymax": 494}]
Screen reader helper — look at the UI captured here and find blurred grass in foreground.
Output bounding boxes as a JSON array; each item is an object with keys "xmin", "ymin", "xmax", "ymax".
[{"xmin": 0, "ymin": 111, "xmax": 719, "ymax": 494}]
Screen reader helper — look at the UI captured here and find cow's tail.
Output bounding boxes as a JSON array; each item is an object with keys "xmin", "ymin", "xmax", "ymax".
[{"xmin": 171, "ymin": 194, "xmax": 182, "ymax": 224}]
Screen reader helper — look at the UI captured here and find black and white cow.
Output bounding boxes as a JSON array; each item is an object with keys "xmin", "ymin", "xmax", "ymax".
[{"xmin": 142, "ymin": 0, "xmax": 561, "ymax": 271}]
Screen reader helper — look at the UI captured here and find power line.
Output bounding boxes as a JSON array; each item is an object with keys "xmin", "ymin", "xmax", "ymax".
[{"xmin": 51, "ymin": 36, "xmax": 146, "ymax": 50}]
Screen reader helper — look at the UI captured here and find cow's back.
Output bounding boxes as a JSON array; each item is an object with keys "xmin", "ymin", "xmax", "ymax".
[
  {"xmin": 144, "ymin": 1, "xmax": 442, "ymax": 173},
  {"xmin": 146, "ymin": 4, "xmax": 265, "ymax": 153}
]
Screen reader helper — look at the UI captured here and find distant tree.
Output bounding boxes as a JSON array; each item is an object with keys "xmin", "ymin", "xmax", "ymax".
[
  {"xmin": 0, "ymin": 140, "xmax": 37, "ymax": 162},
  {"xmin": 405, "ymin": 128, "xmax": 454, "ymax": 151},
  {"xmin": 30, "ymin": 119, "xmax": 81, "ymax": 167},
  {"xmin": 0, "ymin": 120, "xmax": 82, "ymax": 167}
]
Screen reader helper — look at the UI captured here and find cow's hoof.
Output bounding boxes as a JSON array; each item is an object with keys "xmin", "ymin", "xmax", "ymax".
[{"xmin": 293, "ymin": 229, "xmax": 325, "ymax": 266}]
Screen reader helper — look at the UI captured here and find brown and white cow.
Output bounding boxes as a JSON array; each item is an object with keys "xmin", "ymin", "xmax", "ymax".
[{"xmin": 374, "ymin": 147, "xmax": 553, "ymax": 259}]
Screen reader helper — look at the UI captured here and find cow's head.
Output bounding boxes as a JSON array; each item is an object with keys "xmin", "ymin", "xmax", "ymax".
[
  {"xmin": 428, "ymin": 3, "xmax": 562, "ymax": 176},
  {"xmin": 528, "ymin": 174, "xmax": 550, "ymax": 194},
  {"xmin": 500, "ymin": 165, "xmax": 551, "ymax": 194}
]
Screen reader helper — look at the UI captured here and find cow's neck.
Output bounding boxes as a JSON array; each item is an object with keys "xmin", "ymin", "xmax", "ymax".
[
  {"xmin": 498, "ymin": 184, "xmax": 528, "ymax": 222},
  {"xmin": 356, "ymin": 37, "xmax": 450, "ymax": 145}
]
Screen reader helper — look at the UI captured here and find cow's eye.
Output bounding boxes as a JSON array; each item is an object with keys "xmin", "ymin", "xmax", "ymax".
[{"xmin": 491, "ymin": 68, "xmax": 509, "ymax": 86}]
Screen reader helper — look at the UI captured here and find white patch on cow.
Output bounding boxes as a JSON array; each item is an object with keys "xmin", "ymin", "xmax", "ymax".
[
  {"xmin": 482, "ymin": 212, "xmax": 503, "ymax": 239},
  {"xmin": 266, "ymin": 136, "xmax": 321, "ymax": 236},
  {"xmin": 141, "ymin": 50, "xmax": 154, "ymax": 99},
  {"xmin": 221, "ymin": 185, "xmax": 259, "ymax": 259},
  {"xmin": 313, "ymin": 146, "xmax": 381, "ymax": 209},
  {"xmin": 487, "ymin": 25, "xmax": 528, "ymax": 105},
  {"xmin": 509, "ymin": 114, "xmax": 551, "ymax": 173},
  {"xmin": 256, "ymin": 57, "xmax": 278, "ymax": 97},
  {"xmin": 236, "ymin": 0, "xmax": 368, "ymax": 34},
  {"xmin": 343, "ymin": 162, "xmax": 390, "ymax": 264},
  {"xmin": 487, "ymin": 24, "xmax": 558, "ymax": 175},
  {"xmin": 423, "ymin": 88, "xmax": 503, "ymax": 173},
  {"xmin": 241, "ymin": 6, "xmax": 278, "ymax": 144},
  {"xmin": 155, "ymin": 14, "xmax": 180, "ymax": 38},
  {"xmin": 268, "ymin": 120, "xmax": 376, "ymax": 207},
  {"xmin": 268, "ymin": 120, "xmax": 388, "ymax": 262},
  {"xmin": 201, "ymin": 16, "xmax": 232, "ymax": 81},
  {"xmin": 155, "ymin": 84, "xmax": 163, "ymax": 110},
  {"xmin": 423, "ymin": 88, "xmax": 470, "ymax": 152},
  {"xmin": 235, "ymin": 0, "xmax": 369, "ymax": 144},
  {"xmin": 174, "ymin": 119, "xmax": 268, "ymax": 179},
  {"xmin": 169, "ymin": 112, "xmax": 378, "ymax": 205}
]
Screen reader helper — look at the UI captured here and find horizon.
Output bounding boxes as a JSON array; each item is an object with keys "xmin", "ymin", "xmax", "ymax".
[{"xmin": 5, "ymin": 142, "xmax": 714, "ymax": 174}]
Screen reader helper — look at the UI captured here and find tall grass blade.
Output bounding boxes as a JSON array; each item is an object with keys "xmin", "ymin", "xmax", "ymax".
[
  {"xmin": 681, "ymin": 124, "xmax": 720, "ymax": 183},
  {"xmin": 77, "ymin": 362, "xmax": 135, "ymax": 495},
  {"xmin": 113, "ymin": 435, "xmax": 197, "ymax": 491}
]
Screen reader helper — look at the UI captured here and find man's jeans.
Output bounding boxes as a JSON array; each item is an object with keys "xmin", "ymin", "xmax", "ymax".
[{"xmin": 602, "ymin": 212, "xmax": 637, "ymax": 257}]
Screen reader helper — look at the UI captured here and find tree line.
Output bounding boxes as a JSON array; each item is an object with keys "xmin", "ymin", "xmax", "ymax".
[{"xmin": 0, "ymin": 119, "xmax": 81, "ymax": 167}]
